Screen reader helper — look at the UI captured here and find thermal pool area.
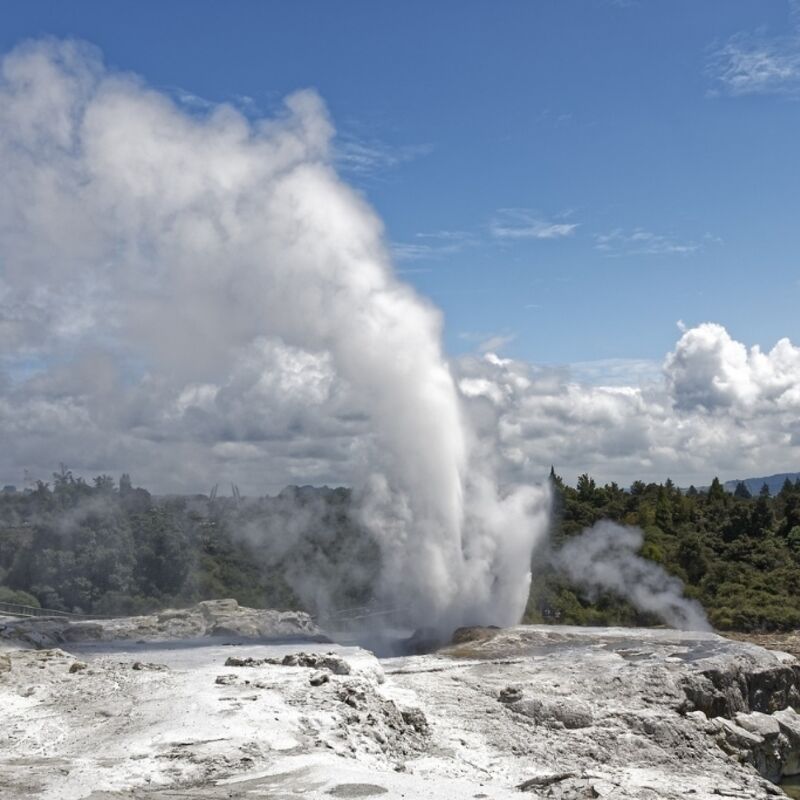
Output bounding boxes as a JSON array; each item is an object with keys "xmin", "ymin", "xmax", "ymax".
[{"xmin": 2, "ymin": 600, "xmax": 800, "ymax": 799}]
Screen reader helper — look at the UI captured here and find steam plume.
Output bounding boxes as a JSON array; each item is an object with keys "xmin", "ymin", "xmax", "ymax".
[
  {"xmin": 553, "ymin": 522, "xmax": 710, "ymax": 631},
  {"xmin": 0, "ymin": 40, "xmax": 549, "ymax": 635}
]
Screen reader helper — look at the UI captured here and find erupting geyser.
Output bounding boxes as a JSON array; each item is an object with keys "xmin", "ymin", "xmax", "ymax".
[{"xmin": 0, "ymin": 40, "xmax": 550, "ymax": 637}]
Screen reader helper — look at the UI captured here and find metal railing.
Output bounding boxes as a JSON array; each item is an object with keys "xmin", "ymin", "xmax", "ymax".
[
  {"xmin": 0, "ymin": 600, "xmax": 405, "ymax": 624},
  {"xmin": 0, "ymin": 601, "xmax": 106, "ymax": 619},
  {"xmin": 319, "ymin": 605, "xmax": 408, "ymax": 624}
]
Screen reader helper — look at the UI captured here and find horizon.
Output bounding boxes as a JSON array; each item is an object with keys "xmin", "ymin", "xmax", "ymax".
[{"xmin": 4, "ymin": 466, "xmax": 799, "ymax": 498}]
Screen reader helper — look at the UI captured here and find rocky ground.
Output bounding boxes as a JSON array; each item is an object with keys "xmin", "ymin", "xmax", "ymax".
[
  {"xmin": 727, "ymin": 631, "xmax": 800, "ymax": 662},
  {"xmin": 2, "ymin": 603, "xmax": 800, "ymax": 799},
  {"xmin": 0, "ymin": 598, "xmax": 324, "ymax": 650}
]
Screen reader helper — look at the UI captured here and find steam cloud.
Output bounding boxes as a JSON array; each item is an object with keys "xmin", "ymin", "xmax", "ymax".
[
  {"xmin": 553, "ymin": 521, "xmax": 710, "ymax": 631},
  {"xmin": 0, "ymin": 40, "xmax": 549, "ymax": 634}
]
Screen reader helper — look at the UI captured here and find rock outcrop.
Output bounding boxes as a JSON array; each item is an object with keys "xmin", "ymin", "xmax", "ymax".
[
  {"xmin": 0, "ymin": 599, "xmax": 324, "ymax": 649},
  {"xmin": 681, "ymin": 649, "xmax": 800, "ymax": 717}
]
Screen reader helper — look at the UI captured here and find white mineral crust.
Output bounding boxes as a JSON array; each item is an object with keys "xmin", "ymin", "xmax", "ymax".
[{"xmin": 1, "ymin": 606, "xmax": 799, "ymax": 799}]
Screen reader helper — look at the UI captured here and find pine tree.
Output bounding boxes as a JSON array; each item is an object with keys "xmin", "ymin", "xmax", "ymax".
[
  {"xmin": 708, "ymin": 477, "xmax": 726, "ymax": 503},
  {"xmin": 655, "ymin": 487, "xmax": 673, "ymax": 531}
]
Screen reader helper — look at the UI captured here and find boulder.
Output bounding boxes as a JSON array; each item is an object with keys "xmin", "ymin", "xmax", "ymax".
[
  {"xmin": 711, "ymin": 715, "xmax": 786, "ymax": 782},
  {"xmin": 510, "ymin": 697, "xmax": 594, "ymax": 729},
  {"xmin": 280, "ymin": 652, "xmax": 351, "ymax": 675},
  {"xmin": 310, "ymin": 670, "xmax": 330, "ymax": 686},
  {"xmin": 773, "ymin": 707, "xmax": 800, "ymax": 775},
  {"xmin": 400, "ymin": 708, "xmax": 429, "ymax": 736},
  {"xmin": 498, "ymin": 685, "xmax": 524, "ymax": 704}
]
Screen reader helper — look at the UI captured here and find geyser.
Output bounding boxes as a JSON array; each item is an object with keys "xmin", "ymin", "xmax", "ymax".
[{"xmin": 0, "ymin": 39, "xmax": 550, "ymax": 636}]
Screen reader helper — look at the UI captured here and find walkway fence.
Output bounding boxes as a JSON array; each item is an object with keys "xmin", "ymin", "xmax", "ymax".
[
  {"xmin": 319, "ymin": 605, "xmax": 407, "ymax": 625},
  {"xmin": 0, "ymin": 600, "xmax": 406, "ymax": 624},
  {"xmin": 0, "ymin": 601, "xmax": 107, "ymax": 619}
]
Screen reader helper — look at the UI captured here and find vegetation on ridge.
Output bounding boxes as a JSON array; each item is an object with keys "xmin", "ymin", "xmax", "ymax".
[
  {"xmin": 0, "ymin": 469, "xmax": 377, "ymax": 618},
  {"xmin": 526, "ymin": 469, "xmax": 800, "ymax": 631},
  {"xmin": 1, "ymin": 466, "xmax": 800, "ymax": 632}
]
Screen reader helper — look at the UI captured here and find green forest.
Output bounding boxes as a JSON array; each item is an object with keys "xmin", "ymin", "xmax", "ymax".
[
  {"xmin": 0, "ymin": 469, "xmax": 378, "ymax": 619},
  {"xmin": 527, "ymin": 470, "xmax": 800, "ymax": 631},
  {"xmin": 1, "ymin": 467, "xmax": 800, "ymax": 632}
]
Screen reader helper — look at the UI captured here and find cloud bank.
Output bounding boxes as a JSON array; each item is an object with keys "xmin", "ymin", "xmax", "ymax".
[{"xmin": 458, "ymin": 322, "xmax": 800, "ymax": 488}]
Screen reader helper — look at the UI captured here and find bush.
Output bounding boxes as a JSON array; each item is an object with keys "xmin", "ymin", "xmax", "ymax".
[{"xmin": 0, "ymin": 585, "xmax": 41, "ymax": 608}]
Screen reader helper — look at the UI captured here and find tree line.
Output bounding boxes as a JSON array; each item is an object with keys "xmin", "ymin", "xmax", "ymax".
[
  {"xmin": 0, "ymin": 468, "xmax": 377, "ymax": 618},
  {"xmin": 1, "ymin": 467, "xmax": 799, "ymax": 631},
  {"xmin": 525, "ymin": 470, "xmax": 800, "ymax": 630}
]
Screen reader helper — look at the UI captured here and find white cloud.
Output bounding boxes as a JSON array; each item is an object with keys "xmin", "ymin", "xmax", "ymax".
[
  {"xmin": 335, "ymin": 134, "xmax": 433, "ymax": 176},
  {"xmin": 395, "ymin": 211, "xmax": 579, "ymax": 261},
  {"xmin": 478, "ymin": 334, "xmax": 517, "ymax": 354},
  {"xmin": 708, "ymin": 6, "xmax": 800, "ymax": 97},
  {"xmin": 535, "ymin": 108, "xmax": 574, "ymax": 127},
  {"xmin": 666, "ymin": 322, "xmax": 800, "ymax": 411},
  {"xmin": 709, "ymin": 36, "xmax": 800, "ymax": 96},
  {"xmin": 595, "ymin": 228, "xmax": 701, "ymax": 256},
  {"xmin": 490, "ymin": 209, "xmax": 579, "ymax": 240},
  {"xmin": 173, "ymin": 88, "xmax": 215, "ymax": 111},
  {"xmin": 390, "ymin": 230, "xmax": 476, "ymax": 262},
  {"xmin": 0, "ymin": 38, "xmax": 398, "ymax": 495},
  {"xmin": 458, "ymin": 331, "xmax": 517, "ymax": 354},
  {"xmin": 455, "ymin": 324, "xmax": 800, "ymax": 488}
]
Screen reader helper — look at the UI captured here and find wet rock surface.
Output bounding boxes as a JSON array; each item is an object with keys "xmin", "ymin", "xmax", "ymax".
[{"xmin": 1, "ymin": 620, "xmax": 799, "ymax": 798}]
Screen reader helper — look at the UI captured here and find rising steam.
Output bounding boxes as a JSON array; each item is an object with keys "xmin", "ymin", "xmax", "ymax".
[
  {"xmin": 552, "ymin": 522, "xmax": 710, "ymax": 631},
  {"xmin": 0, "ymin": 40, "xmax": 549, "ymax": 635}
]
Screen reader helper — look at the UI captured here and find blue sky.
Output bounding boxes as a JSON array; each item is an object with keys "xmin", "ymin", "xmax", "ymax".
[{"xmin": 3, "ymin": 0, "xmax": 799, "ymax": 371}]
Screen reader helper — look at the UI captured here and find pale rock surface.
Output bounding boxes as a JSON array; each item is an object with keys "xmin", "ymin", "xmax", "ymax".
[
  {"xmin": 1, "ymin": 616, "xmax": 800, "ymax": 799},
  {"xmin": 0, "ymin": 599, "xmax": 324, "ymax": 649}
]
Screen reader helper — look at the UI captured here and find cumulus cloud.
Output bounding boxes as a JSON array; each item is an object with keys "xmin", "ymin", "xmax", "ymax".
[
  {"xmin": 455, "ymin": 324, "xmax": 800, "ymax": 488},
  {"xmin": 666, "ymin": 322, "xmax": 800, "ymax": 411}
]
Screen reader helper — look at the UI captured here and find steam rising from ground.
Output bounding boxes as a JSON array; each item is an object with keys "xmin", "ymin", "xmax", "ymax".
[
  {"xmin": 0, "ymin": 40, "xmax": 548, "ymax": 634},
  {"xmin": 553, "ymin": 522, "xmax": 710, "ymax": 631}
]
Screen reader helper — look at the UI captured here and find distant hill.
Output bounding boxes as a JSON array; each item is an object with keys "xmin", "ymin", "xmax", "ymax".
[{"xmin": 724, "ymin": 472, "xmax": 800, "ymax": 496}]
